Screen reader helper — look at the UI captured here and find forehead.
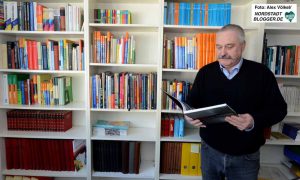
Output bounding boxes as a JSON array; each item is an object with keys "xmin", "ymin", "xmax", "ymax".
[{"xmin": 216, "ymin": 30, "xmax": 240, "ymax": 44}]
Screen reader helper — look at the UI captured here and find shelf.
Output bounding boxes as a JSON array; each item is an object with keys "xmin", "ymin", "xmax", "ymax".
[
  {"xmin": 160, "ymin": 129, "xmax": 200, "ymax": 142},
  {"xmin": 259, "ymin": 163, "xmax": 297, "ymax": 180},
  {"xmin": 275, "ymin": 75, "xmax": 300, "ymax": 79},
  {"xmin": 90, "ymin": 63, "xmax": 158, "ymax": 72},
  {"xmin": 160, "ymin": 174, "xmax": 202, "ymax": 180},
  {"xmin": 265, "ymin": 138, "xmax": 300, "ymax": 145},
  {"xmin": 91, "ymin": 128, "xmax": 156, "ymax": 142},
  {"xmin": 265, "ymin": 27, "xmax": 300, "ymax": 35},
  {"xmin": 161, "ymin": 110, "xmax": 181, "ymax": 114},
  {"xmin": 0, "ymin": 102, "xmax": 86, "ymax": 111},
  {"xmin": 2, "ymin": 167, "xmax": 87, "ymax": 178},
  {"xmin": 92, "ymin": 160, "xmax": 155, "ymax": 178},
  {"xmin": 0, "ymin": 30, "xmax": 84, "ymax": 36},
  {"xmin": 89, "ymin": 23, "xmax": 159, "ymax": 32},
  {"xmin": 0, "ymin": 69, "xmax": 85, "ymax": 76},
  {"xmin": 0, "ymin": 126, "xmax": 86, "ymax": 139},
  {"xmin": 287, "ymin": 112, "xmax": 300, "ymax": 116},
  {"xmin": 91, "ymin": 108, "xmax": 156, "ymax": 113},
  {"xmin": 162, "ymin": 68, "xmax": 198, "ymax": 73},
  {"xmin": 164, "ymin": 25, "xmax": 258, "ymax": 33}
]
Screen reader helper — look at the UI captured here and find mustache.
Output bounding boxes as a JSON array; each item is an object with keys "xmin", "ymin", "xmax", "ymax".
[{"xmin": 218, "ymin": 55, "xmax": 232, "ymax": 59}]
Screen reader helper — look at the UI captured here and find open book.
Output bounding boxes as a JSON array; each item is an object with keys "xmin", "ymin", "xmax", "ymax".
[{"xmin": 162, "ymin": 90, "xmax": 237, "ymax": 125}]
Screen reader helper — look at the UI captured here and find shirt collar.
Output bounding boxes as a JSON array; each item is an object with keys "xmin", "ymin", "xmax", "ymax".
[{"xmin": 219, "ymin": 58, "xmax": 243, "ymax": 74}]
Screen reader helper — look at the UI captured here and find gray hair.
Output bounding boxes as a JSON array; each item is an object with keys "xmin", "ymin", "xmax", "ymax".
[{"xmin": 217, "ymin": 24, "xmax": 245, "ymax": 43}]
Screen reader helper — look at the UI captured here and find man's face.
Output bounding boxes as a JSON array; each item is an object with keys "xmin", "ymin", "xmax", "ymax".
[{"xmin": 216, "ymin": 30, "xmax": 245, "ymax": 70}]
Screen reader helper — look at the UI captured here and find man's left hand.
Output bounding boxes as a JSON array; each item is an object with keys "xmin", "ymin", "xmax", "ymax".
[{"xmin": 225, "ymin": 113, "xmax": 254, "ymax": 131}]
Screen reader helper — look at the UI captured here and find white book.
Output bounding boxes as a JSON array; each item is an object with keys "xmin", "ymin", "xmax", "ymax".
[
  {"xmin": 162, "ymin": 90, "xmax": 237, "ymax": 125},
  {"xmin": 2, "ymin": 73, "xmax": 8, "ymax": 105}
]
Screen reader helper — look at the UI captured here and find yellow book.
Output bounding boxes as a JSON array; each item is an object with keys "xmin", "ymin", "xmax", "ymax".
[
  {"xmin": 5, "ymin": 176, "xmax": 14, "ymax": 180},
  {"xmin": 181, "ymin": 143, "xmax": 191, "ymax": 175},
  {"xmin": 198, "ymin": 144, "xmax": 202, "ymax": 176},
  {"xmin": 189, "ymin": 143, "xmax": 200, "ymax": 176},
  {"xmin": 22, "ymin": 177, "xmax": 30, "ymax": 180},
  {"xmin": 13, "ymin": 176, "xmax": 22, "ymax": 180}
]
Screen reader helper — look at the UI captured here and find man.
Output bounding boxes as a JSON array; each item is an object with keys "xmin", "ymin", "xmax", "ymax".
[{"xmin": 185, "ymin": 24, "xmax": 287, "ymax": 180}]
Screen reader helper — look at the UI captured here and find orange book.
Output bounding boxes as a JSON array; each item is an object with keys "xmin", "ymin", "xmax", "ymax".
[
  {"xmin": 106, "ymin": 32, "xmax": 111, "ymax": 63},
  {"xmin": 93, "ymin": 31, "xmax": 97, "ymax": 63},
  {"xmin": 174, "ymin": 3, "xmax": 179, "ymax": 25},
  {"xmin": 204, "ymin": 3, "xmax": 208, "ymax": 26},
  {"xmin": 36, "ymin": 4, "xmax": 44, "ymax": 31},
  {"xmin": 295, "ymin": 46, "xmax": 300, "ymax": 75}
]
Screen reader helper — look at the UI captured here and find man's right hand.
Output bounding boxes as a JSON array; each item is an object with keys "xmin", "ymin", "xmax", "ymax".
[{"xmin": 184, "ymin": 115, "xmax": 206, "ymax": 128}]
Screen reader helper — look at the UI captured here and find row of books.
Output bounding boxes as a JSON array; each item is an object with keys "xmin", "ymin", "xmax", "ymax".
[
  {"xmin": 7, "ymin": 110, "xmax": 72, "ymax": 132},
  {"xmin": 5, "ymin": 138, "xmax": 86, "ymax": 171},
  {"xmin": 93, "ymin": 120, "xmax": 130, "ymax": 136},
  {"xmin": 92, "ymin": 31, "xmax": 136, "ymax": 64},
  {"xmin": 1, "ymin": 1, "xmax": 83, "ymax": 31},
  {"xmin": 93, "ymin": 140, "xmax": 140, "ymax": 174},
  {"xmin": 93, "ymin": 9, "xmax": 132, "ymax": 24},
  {"xmin": 161, "ymin": 80, "xmax": 192, "ymax": 110},
  {"xmin": 90, "ymin": 72, "xmax": 157, "ymax": 110},
  {"xmin": 164, "ymin": 2, "xmax": 231, "ymax": 26},
  {"xmin": 282, "ymin": 122, "xmax": 300, "ymax": 141},
  {"xmin": 5, "ymin": 176, "xmax": 54, "ymax": 180},
  {"xmin": 279, "ymin": 84, "xmax": 300, "ymax": 112},
  {"xmin": 163, "ymin": 33, "xmax": 216, "ymax": 69},
  {"xmin": 2, "ymin": 74, "xmax": 73, "ymax": 106},
  {"xmin": 263, "ymin": 45, "xmax": 300, "ymax": 75},
  {"xmin": 161, "ymin": 114, "xmax": 185, "ymax": 137},
  {"xmin": 1, "ymin": 39, "xmax": 84, "ymax": 71},
  {"xmin": 160, "ymin": 142, "xmax": 201, "ymax": 176}
]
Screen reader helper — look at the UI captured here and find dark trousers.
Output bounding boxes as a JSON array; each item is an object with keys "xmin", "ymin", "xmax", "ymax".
[{"xmin": 201, "ymin": 141, "xmax": 260, "ymax": 180}]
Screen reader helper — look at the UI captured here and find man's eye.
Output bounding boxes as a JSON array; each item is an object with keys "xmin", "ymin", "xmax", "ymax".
[{"xmin": 226, "ymin": 45, "xmax": 234, "ymax": 49}]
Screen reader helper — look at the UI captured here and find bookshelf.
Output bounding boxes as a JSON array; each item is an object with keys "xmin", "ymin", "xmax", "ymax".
[
  {"xmin": 0, "ymin": 0, "xmax": 298, "ymax": 180},
  {"xmin": 258, "ymin": 2, "xmax": 300, "ymax": 179}
]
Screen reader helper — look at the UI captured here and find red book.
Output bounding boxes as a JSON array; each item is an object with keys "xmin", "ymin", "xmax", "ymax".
[
  {"xmin": 53, "ymin": 41, "xmax": 59, "ymax": 70},
  {"xmin": 32, "ymin": 40, "xmax": 38, "ymax": 70},
  {"xmin": 27, "ymin": 40, "xmax": 33, "ymax": 69}
]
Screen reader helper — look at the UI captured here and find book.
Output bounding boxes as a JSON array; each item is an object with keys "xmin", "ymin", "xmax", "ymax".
[
  {"xmin": 93, "ymin": 120, "xmax": 130, "ymax": 136},
  {"xmin": 162, "ymin": 90, "xmax": 237, "ymax": 124}
]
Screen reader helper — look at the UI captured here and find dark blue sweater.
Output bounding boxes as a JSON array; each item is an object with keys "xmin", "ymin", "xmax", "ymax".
[{"xmin": 187, "ymin": 59, "xmax": 287, "ymax": 155}]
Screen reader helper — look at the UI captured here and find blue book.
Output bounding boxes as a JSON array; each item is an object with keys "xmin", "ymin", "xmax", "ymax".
[
  {"xmin": 164, "ymin": 2, "xmax": 167, "ymax": 24},
  {"xmin": 178, "ymin": 116, "xmax": 185, "ymax": 137},
  {"xmin": 174, "ymin": 115, "xmax": 180, "ymax": 137}
]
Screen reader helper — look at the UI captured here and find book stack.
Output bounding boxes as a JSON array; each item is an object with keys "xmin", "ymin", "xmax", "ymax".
[
  {"xmin": 93, "ymin": 120, "xmax": 130, "ymax": 136},
  {"xmin": 93, "ymin": 140, "xmax": 141, "ymax": 174},
  {"xmin": 160, "ymin": 142, "xmax": 201, "ymax": 176},
  {"xmin": 161, "ymin": 114, "xmax": 184, "ymax": 137},
  {"xmin": 5, "ymin": 138, "xmax": 86, "ymax": 171},
  {"xmin": 94, "ymin": 9, "xmax": 132, "ymax": 24},
  {"xmin": 2, "ymin": 38, "xmax": 84, "ymax": 71},
  {"xmin": 1, "ymin": 74, "xmax": 73, "ymax": 106},
  {"xmin": 2, "ymin": 1, "xmax": 83, "ymax": 31},
  {"xmin": 282, "ymin": 122, "xmax": 300, "ymax": 141},
  {"xmin": 164, "ymin": 2, "xmax": 231, "ymax": 26},
  {"xmin": 7, "ymin": 110, "xmax": 72, "ymax": 132}
]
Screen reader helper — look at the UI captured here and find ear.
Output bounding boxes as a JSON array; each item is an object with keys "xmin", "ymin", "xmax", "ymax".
[{"xmin": 241, "ymin": 41, "xmax": 246, "ymax": 51}]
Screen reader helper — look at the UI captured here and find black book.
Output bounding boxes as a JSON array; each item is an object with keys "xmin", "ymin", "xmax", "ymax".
[{"xmin": 162, "ymin": 90, "xmax": 237, "ymax": 125}]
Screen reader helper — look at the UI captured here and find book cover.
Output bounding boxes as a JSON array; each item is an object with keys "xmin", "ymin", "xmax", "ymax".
[
  {"xmin": 94, "ymin": 120, "xmax": 129, "ymax": 130},
  {"xmin": 162, "ymin": 90, "xmax": 237, "ymax": 125}
]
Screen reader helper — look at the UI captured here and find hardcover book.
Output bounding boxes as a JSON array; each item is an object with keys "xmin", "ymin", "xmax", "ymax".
[{"xmin": 162, "ymin": 90, "xmax": 237, "ymax": 125}]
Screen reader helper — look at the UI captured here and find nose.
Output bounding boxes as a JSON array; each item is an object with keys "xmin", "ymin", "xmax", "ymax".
[{"xmin": 219, "ymin": 47, "xmax": 227, "ymax": 57}]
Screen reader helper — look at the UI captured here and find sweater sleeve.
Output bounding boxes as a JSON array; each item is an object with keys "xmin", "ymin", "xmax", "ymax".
[{"xmin": 250, "ymin": 68, "xmax": 287, "ymax": 129}]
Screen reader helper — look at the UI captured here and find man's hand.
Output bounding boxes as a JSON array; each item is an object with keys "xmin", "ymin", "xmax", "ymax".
[
  {"xmin": 184, "ymin": 115, "xmax": 206, "ymax": 128},
  {"xmin": 225, "ymin": 113, "xmax": 254, "ymax": 131}
]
